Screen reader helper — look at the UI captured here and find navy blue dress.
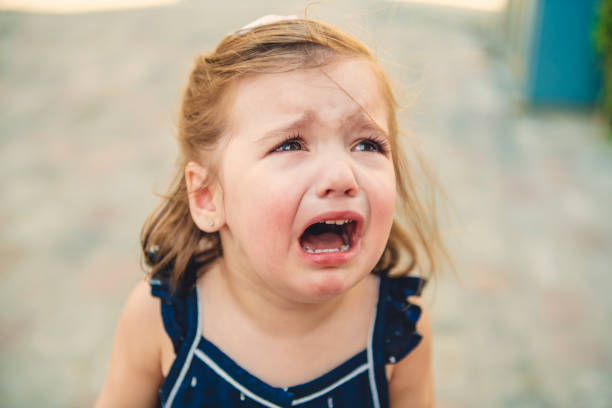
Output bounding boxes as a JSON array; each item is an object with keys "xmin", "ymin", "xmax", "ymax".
[{"xmin": 150, "ymin": 273, "xmax": 425, "ymax": 408}]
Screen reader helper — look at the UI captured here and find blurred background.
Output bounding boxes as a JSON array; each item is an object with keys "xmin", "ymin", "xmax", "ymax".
[{"xmin": 1, "ymin": 0, "xmax": 611, "ymax": 406}]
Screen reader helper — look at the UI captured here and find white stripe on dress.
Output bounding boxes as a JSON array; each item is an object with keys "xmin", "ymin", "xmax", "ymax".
[
  {"xmin": 164, "ymin": 289, "xmax": 203, "ymax": 407},
  {"xmin": 366, "ymin": 278, "xmax": 382, "ymax": 408},
  {"xmin": 194, "ymin": 348, "xmax": 285, "ymax": 408},
  {"xmin": 170, "ymin": 277, "xmax": 383, "ymax": 408},
  {"xmin": 291, "ymin": 363, "xmax": 369, "ymax": 405}
]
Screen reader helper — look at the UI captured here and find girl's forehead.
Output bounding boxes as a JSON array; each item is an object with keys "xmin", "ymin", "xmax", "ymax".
[{"xmin": 224, "ymin": 57, "xmax": 389, "ymax": 137}]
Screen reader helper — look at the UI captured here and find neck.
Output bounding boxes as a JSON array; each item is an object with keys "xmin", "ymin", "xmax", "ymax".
[{"xmin": 202, "ymin": 259, "xmax": 373, "ymax": 338}]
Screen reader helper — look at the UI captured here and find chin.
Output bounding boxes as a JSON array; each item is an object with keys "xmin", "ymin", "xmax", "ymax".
[{"xmin": 302, "ymin": 269, "xmax": 359, "ymax": 301}]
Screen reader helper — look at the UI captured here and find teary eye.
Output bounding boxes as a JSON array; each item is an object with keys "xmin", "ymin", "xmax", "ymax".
[
  {"xmin": 353, "ymin": 137, "xmax": 388, "ymax": 154},
  {"xmin": 273, "ymin": 136, "xmax": 305, "ymax": 152}
]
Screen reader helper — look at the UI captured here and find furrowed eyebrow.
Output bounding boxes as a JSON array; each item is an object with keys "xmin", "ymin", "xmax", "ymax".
[
  {"xmin": 254, "ymin": 109, "xmax": 387, "ymax": 143},
  {"xmin": 255, "ymin": 111, "xmax": 315, "ymax": 143},
  {"xmin": 343, "ymin": 110, "xmax": 389, "ymax": 139}
]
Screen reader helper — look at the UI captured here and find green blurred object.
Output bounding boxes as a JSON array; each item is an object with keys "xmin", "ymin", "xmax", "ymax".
[{"xmin": 594, "ymin": 0, "xmax": 612, "ymax": 136}]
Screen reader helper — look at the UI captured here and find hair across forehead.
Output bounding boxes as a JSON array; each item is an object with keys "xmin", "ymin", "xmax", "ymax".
[{"xmin": 179, "ymin": 19, "xmax": 398, "ymax": 172}]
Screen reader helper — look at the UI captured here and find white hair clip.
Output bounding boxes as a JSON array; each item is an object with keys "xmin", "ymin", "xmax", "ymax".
[{"xmin": 231, "ymin": 14, "xmax": 298, "ymax": 36}]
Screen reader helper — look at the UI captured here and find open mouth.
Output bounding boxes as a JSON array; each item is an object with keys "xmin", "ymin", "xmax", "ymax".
[{"xmin": 299, "ymin": 219, "xmax": 357, "ymax": 254}]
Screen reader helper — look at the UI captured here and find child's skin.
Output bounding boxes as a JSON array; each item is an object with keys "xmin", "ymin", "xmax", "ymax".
[{"xmin": 96, "ymin": 57, "xmax": 433, "ymax": 407}]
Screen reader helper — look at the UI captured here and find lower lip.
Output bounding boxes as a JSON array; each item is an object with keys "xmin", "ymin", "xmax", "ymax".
[{"xmin": 296, "ymin": 239, "xmax": 360, "ymax": 266}]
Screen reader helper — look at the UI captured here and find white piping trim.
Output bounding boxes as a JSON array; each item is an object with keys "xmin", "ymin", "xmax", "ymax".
[
  {"xmin": 291, "ymin": 363, "xmax": 368, "ymax": 405},
  {"xmin": 366, "ymin": 278, "xmax": 382, "ymax": 408},
  {"xmin": 194, "ymin": 349, "xmax": 285, "ymax": 408},
  {"xmin": 164, "ymin": 289, "xmax": 203, "ymax": 408}
]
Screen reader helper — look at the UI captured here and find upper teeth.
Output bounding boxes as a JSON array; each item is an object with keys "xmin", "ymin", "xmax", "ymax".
[{"xmin": 322, "ymin": 219, "xmax": 351, "ymax": 225}]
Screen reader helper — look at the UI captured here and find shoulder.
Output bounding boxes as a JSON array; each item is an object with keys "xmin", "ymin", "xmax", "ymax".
[
  {"xmin": 95, "ymin": 278, "xmax": 170, "ymax": 407},
  {"xmin": 125, "ymin": 277, "xmax": 162, "ymax": 321},
  {"xmin": 118, "ymin": 278, "xmax": 167, "ymax": 353},
  {"xmin": 386, "ymin": 295, "xmax": 435, "ymax": 407},
  {"xmin": 119, "ymin": 278, "xmax": 176, "ymax": 373}
]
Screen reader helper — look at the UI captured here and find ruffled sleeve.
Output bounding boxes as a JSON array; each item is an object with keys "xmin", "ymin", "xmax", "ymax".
[
  {"xmin": 381, "ymin": 276, "xmax": 427, "ymax": 365},
  {"xmin": 150, "ymin": 277, "xmax": 189, "ymax": 354}
]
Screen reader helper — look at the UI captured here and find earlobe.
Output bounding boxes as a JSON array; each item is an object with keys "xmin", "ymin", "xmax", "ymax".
[{"xmin": 185, "ymin": 161, "xmax": 225, "ymax": 232}]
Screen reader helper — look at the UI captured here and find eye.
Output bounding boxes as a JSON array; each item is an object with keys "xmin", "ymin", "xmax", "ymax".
[
  {"xmin": 353, "ymin": 137, "xmax": 389, "ymax": 154},
  {"xmin": 273, "ymin": 136, "xmax": 305, "ymax": 152}
]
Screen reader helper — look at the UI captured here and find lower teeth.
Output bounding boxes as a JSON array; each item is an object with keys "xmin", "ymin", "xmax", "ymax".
[{"xmin": 303, "ymin": 245, "xmax": 350, "ymax": 254}]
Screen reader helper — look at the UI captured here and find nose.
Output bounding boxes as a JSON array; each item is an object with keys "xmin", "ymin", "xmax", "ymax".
[{"xmin": 315, "ymin": 154, "xmax": 359, "ymax": 198}]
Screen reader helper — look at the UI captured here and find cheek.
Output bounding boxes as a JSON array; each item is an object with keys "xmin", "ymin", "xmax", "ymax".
[
  {"xmin": 363, "ymin": 163, "xmax": 395, "ymax": 208},
  {"xmin": 251, "ymin": 197, "xmax": 294, "ymax": 244},
  {"xmin": 367, "ymin": 169, "xmax": 396, "ymax": 239},
  {"xmin": 226, "ymin": 172, "xmax": 300, "ymax": 252},
  {"xmin": 372, "ymin": 189, "xmax": 395, "ymax": 232}
]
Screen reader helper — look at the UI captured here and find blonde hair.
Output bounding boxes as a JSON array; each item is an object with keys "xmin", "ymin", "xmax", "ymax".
[{"xmin": 141, "ymin": 19, "xmax": 446, "ymax": 292}]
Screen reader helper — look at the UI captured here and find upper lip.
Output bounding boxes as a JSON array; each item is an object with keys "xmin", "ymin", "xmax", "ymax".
[{"xmin": 299, "ymin": 210, "xmax": 364, "ymax": 238}]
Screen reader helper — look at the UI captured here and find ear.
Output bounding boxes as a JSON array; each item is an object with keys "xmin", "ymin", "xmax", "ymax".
[{"xmin": 185, "ymin": 161, "xmax": 225, "ymax": 233}]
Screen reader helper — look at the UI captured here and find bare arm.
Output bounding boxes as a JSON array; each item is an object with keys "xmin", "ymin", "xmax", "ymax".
[
  {"xmin": 387, "ymin": 297, "xmax": 435, "ymax": 407},
  {"xmin": 95, "ymin": 279, "xmax": 165, "ymax": 408}
]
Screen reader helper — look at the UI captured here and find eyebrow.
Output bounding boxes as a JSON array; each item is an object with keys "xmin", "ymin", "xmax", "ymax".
[
  {"xmin": 342, "ymin": 110, "xmax": 388, "ymax": 139},
  {"xmin": 255, "ymin": 109, "xmax": 388, "ymax": 143},
  {"xmin": 255, "ymin": 111, "xmax": 315, "ymax": 143}
]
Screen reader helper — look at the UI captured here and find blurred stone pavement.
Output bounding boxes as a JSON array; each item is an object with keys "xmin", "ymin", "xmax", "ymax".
[{"xmin": 1, "ymin": 1, "xmax": 611, "ymax": 406}]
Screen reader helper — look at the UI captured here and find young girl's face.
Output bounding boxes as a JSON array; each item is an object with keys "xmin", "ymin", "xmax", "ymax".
[{"xmin": 215, "ymin": 57, "xmax": 396, "ymax": 303}]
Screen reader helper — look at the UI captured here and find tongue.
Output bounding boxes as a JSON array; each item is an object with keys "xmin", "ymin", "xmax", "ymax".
[{"xmin": 301, "ymin": 231, "xmax": 344, "ymax": 250}]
